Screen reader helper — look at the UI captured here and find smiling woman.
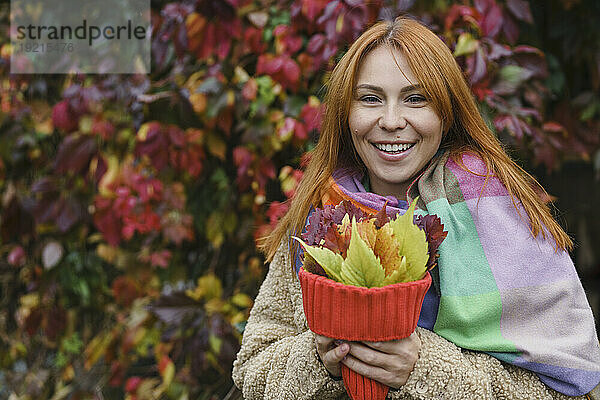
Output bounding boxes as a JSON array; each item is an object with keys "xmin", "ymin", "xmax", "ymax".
[
  {"xmin": 233, "ymin": 15, "xmax": 600, "ymax": 400},
  {"xmin": 349, "ymin": 45, "xmax": 443, "ymax": 198}
]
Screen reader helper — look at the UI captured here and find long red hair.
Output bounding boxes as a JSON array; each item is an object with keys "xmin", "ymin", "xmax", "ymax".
[{"xmin": 258, "ymin": 16, "xmax": 572, "ymax": 265}]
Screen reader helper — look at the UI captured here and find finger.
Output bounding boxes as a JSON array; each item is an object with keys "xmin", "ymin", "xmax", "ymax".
[
  {"xmin": 342, "ymin": 352, "xmax": 391, "ymax": 384},
  {"xmin": 348, "ymin": 341, "xmax": 394, "ymax": 369},
  {"xmin": 314, "ymin": 334, "xmax": 335, "ymax": 355},
  {"xmin": 323, "ymin": 342, "xmax": 350, "ymax": 365},
  {"xmin": 363, "ymin": 332, "xmax": 421, "ymax": 354}
]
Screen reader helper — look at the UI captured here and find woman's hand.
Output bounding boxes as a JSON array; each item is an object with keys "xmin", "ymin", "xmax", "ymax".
[
  {"xmin": 342, "ymin": 331, "xmax": 421, "ymax": 389},
  {"xmin": 315, "ymin": 334, "xmax": 350, "ymax": 377}
]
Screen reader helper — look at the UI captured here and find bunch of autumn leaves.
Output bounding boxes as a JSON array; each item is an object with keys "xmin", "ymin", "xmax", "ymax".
[{"xmin": 294, "ymin": 199, "xmax": 448, "ymax": 288}]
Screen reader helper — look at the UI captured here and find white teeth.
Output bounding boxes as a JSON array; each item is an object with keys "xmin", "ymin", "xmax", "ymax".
[{"xmin": 374, "ymin": 143, "xmax": 414, "ymax": 152}]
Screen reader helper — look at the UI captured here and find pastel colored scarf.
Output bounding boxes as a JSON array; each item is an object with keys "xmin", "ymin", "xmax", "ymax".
[{"xmin": 294, "ymin": 151, "xmax": 600, "ymax": 396}]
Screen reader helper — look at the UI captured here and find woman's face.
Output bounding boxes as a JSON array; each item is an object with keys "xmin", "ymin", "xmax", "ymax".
[{"xmin": 348, "ymin": 45, "xmax": 443, "ymax": 199}]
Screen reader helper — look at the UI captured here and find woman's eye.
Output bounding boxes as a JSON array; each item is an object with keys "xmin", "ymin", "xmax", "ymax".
[
  {"xmin": 406, "ymin": 94, "xmax": 427, "ymax": 104},
  {"xmin": 360, "ymin": 95, "xmax": 381, "ymax": 104}
]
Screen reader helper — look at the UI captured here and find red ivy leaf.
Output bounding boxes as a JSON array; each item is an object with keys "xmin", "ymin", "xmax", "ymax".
[
  {"xmin": 52, "ymin": 100, "xmax": 79, "ymax": 133},
  {"xmin": 481, "ymin": 2, "xmax": 503, "ymax": 38},
  {"xmin": 414, "ymin": 214, "xmax": 448, "ymax": 270}
]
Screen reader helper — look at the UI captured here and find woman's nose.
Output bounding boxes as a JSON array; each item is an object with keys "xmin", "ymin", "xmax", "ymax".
[{"xmin": 378, "ymin": 104, "xmax": 407, "ymax": 131}]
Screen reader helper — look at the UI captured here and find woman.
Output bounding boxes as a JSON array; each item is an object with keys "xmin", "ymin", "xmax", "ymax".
[{"xmin": 232, "ymin": 16, "xmax": 600, "ymax": 399}]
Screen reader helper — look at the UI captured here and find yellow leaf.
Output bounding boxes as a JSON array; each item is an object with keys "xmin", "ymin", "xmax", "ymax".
[
  {"xmin": 189, "ymin": 92, "xmax": 207, "ymax": 114},
  {"xmin": 454, "ymin": 32, "xmax": 478, "ymax": 57},
  {"xmin": 84, "ymin": 331, "xmax": 113, "ymax": 370},
  {"xmin": 388, "ymin": 198, "xmax": 429, "ymax": 282},
  {"xmin": 96, "ymin": 244, "xmax": 117, "ymax": 264},
  {"xmin": 357, "ymin": 218, "xmax": 377, "ymax": 249},
  {"xmin": 374, "ymin": 223, "xmax": 405, "ymax": 279},
  {"xmin": 206, "ymin": 212, "xmax": 225, "ymax": 248},
  {"xmin": 339, "ymin": 217, "xmax": 385, "ymax": 288},
  {"xmin": 230, "ymin": 293, "xmax": 252, "ymax": 308},
  {"xmin": 209, "ymin": 334, "xmax": 222, "ymax": 354},
  {"xmin": 186, "ymin": 273, "xmax": 223, "ymax": 302},
  {"xmin": 98, "ymin": 155, "xmax": 120, "ymax": 197},
  {"xmin": 382, "ymin": 256, "xmax": 407, "ymax": 286},
  {"xmin": 293, "ymin": 237, "xmax": 344, "ymax": 282},
  {"xmin": 206, "ymin": 131, "xmax": 226, "ymax": 160}
]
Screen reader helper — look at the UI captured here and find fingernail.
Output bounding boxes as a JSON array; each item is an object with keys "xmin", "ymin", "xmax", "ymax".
[{"xmin": 340, "ymin": 343, "xmax": 349, "ymax": 352}]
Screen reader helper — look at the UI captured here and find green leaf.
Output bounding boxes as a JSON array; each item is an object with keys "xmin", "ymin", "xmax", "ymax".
[
  {"xmin": 388, "ymin": 198, "xmax": 429, "ymax": 282},
  {"xmin": 453, "ymin": 33, "xmax": 478, "ymax": 57},
  {"xmin": 293, "ymin": 237, "xmax": 344, "ymax": 282},
  {"xmin": 339, "ymin": 217, "xmax": 385, "ymax": 288}
]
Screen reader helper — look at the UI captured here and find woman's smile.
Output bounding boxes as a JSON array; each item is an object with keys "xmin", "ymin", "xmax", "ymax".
[{"xmin": 348, "ymin": 45, "xmax": 443, "ymax": 199}]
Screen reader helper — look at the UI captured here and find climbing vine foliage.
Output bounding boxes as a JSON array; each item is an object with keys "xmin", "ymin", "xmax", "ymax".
[{"xmin": 0, "ymin": 0, "xmax": 597, "ymax": 398}]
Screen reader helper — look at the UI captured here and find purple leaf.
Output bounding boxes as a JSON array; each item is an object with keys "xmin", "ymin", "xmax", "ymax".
[
  {"xmin": 474, "ymin": 0, "xmax": 493, "ymax": 14},
  {"xmin": 506, "ymin": 0, "xmax": 533, "ymax": 24},
  {"xmin": 487, "ymin": 41, "xmax": 512, "ymax": 60},
  {"xmin": 307, "ymin": 34, "xmax": 325, "ymax": 54},
  {"xmin": 56, "ymin": 196, "xmax": 83, "ymax": 233},
  {"xmin": 467, "ymin": 47, "xmax": 488, "ymax": 84},
  {"xmin": 54, "ymin": 134, "xmax": 98, "ymax": 174},
  {"xmin": 149, "ymin": 292, "xmax": 202, "ymax": 325},
  {"xmin": 501, "ymin": 10, "xmax": 519, "ymax": 44}
]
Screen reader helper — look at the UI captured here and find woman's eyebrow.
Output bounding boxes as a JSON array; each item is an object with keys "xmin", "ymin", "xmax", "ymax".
[{"xmin": 355, "ymin": 83, "xmax": 423, "ymax": 93}]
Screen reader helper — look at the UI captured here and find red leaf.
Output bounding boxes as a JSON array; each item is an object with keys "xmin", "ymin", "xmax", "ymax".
[
  {"xmin": 293, "ymin": 121, "xmax": 308, "ymax": 141},
  {"xmin": 481, "ymin": 2, "xmax": 503, "ymax": 38},
  {"xmin": 243, "ymin": 27, "xmax": 266, "ymax": 54},
  {"xmin": 242, "ymin": 79, "xmax": 258, "ymax": 101},
  {"xmin": 307, "ymin": 34, "xmax": 326, "ymax": 54},
  {"xmin": 52, "ymin": 100, "xmax": 78, "ymax": 133},
  {"xmin": 414, "ymin": 214, "xmax": 448, "ymax": 270},
  {"xmin": 45, "ymin": 306, "xmax": 67, "ymax": 341},
  {"xmin": 506, "ymin": 0, "xmax": 533, "ymax": 23},
  {"xmin": 266, "ymin": 201, "xmax": 289, "ymax": 227},
  {"xmin": 91, "ymin": 116, "xmax": 115, "ymax": 140},
  {"xmin": 444, "ymin": 5, "xmax": 476, "ymax": 31},
  {"xmin": 543, "ymin": 121, "xmax": 566, "ymax": 133},
  {"xmin": 373, "ymin": 201, "xmax": 390, "ymax": 228},
  {"xmin": 7, "ymin": 246, "xmax": 26, "ymax": 267},
  {"xmin": 167, "ymin": 125, "xmax": 186, "ymax": 147},
  {"xmin": 150, "ymin": 250, "xmax": 172, "ymax": 268},
  {"xmin": 94, "ymin": 205, "xmax": 122, "ymax": 246},
  {"xmin": 302, "ymin": 0, "xmax": 329, "ymax": 20},
  {"xmin": 300, "ymin": 100, "xmax": 323, "ymax": 132},
  {"xmin": 112, "ymin": 276, "xmax": 141, "ymax": 307},
  {"xmin": 282, "ymin": 59, "xmax": 301, "ymax": 89},
  {"xmin": 25, "ymin": 307, "xmax": 43, "ymax": 336},
  {"xmin": 125, "ymin": 377, "xmax": 142, "ymax": 393}
]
